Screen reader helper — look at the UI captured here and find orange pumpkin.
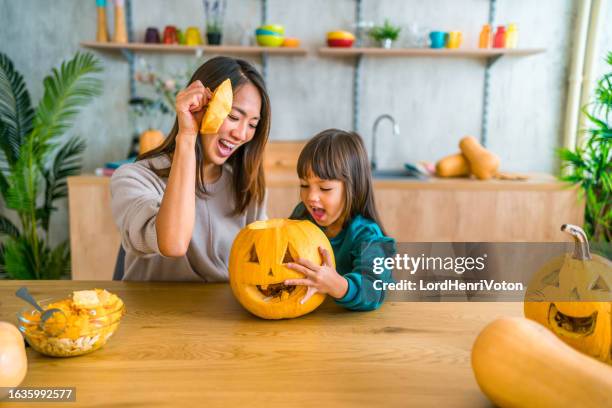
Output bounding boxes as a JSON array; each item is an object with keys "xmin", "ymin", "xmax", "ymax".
[
  {"xmin": 524, "ymin": 224, "xmax": 612, "ymax": 363},
  {"xmin": 0, "ymin": 321, "xmax": 27, "ymax": 398},
  {"xmin": 200, "ymin": 78, "xmax": 232, "ymax": 135},
  {"xmin": 229, "ymin": 219, "xmax": 334, "ymax": 319}
]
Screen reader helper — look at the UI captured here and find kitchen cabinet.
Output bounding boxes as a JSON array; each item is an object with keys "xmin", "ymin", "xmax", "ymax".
[
  {"xmin": 67, "ymin": 143, "xmax": 583, "ymax": 280},
  {"xmin": 266, "ymin": 171, "xmax": 584, "ymax": 242}
]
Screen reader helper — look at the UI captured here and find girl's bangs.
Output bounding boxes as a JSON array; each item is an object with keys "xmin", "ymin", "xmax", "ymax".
[{"xmin": 297, "ymin": 141, "xmax": 345, "ymax": 181}]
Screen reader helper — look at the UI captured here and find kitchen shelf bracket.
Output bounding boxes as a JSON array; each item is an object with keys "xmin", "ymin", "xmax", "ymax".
[
  {"xmin": 125, "ymin": 0, "xmax": 137, "ymax": 98},
  {"xmin": 119, "ymin": 49, "xmax": 136, "ymax": 99},
  {"xmin": 481, "ymin": 0, "xmax": 497, "ymax": 146},
  {"xmin": 353, "ymin": 54, "xmax": 363, "ymax": 132},
  {"xmin": 261, "ymin": 0, "xmax": 269, "ymax": 81},
  {"xmin": 486, "ymin": 54, "xmax": 503, "ymax": 67},
  {"xmin": 352, "ymin": 0, "xmax": 363, "ymax": 132}
]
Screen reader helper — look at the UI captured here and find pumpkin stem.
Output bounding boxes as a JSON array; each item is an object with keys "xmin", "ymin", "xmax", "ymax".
[{"xmin": 561, "ymin": 224, "xmax": 591, "ymax": 260}]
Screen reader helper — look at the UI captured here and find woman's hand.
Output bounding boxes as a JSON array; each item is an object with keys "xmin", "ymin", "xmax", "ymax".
[
  {"xmin": 175, "ymin": 80, "xmax": 213, "ymax": 139},
  {"xmin": 284, "ymin": 247, "xmax": 348, "ymax": 304}
]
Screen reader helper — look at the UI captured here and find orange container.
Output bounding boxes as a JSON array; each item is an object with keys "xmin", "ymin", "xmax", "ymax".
[{"xmin": 478, "ymin": 24, "xmax": 491, "ymax": 48}]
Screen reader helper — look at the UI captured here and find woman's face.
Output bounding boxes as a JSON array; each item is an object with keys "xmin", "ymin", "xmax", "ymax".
[
  {"xmin": 300, "ymin": 173, "xmax": 346, "ymax": 231},
  {"xmin": 201, "ymin": 81, "xmax": 262, "ymax": 165}
]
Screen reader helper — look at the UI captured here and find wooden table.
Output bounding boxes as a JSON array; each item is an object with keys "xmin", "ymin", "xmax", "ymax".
[{"xmin": 0, "ymin": 281, "xmax": 521, "ymax": 407}]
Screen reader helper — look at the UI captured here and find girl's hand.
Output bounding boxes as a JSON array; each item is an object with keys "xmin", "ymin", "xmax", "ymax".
[
  {"xmin": 284, "ymin": 247, "xmax": 348, "ymax": 304},
  {"xmin": 175, "ymin": 80, "xmax": 213, "ymax": 139}
]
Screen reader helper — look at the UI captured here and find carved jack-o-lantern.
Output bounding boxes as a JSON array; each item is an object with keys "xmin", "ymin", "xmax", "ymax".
[
  {"xmin": 525, "ymin": 224, "xmax": 612, "ymax": 363},
  {"xmin": 229, "ymin": 219, "xmax": 335, "ymax": 319}
]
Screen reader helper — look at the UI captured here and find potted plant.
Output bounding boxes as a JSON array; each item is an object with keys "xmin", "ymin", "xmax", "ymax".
[
  {"xmin": 558, "ymin": 51, "xmax": 611, "ymax": 243},
  {"xmin": 203, "ymin": 0, "xmax": 226, "ymax": 45},
  {"xmin": 369, "ymin": 19, "xmax": 401, "ymax": 49},
  {"xmin": 0, "ymin": 52, "xmax": 102, "ymax": 279}
]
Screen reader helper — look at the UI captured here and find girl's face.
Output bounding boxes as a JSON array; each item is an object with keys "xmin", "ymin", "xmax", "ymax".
[
  {"xmin": 201, "ymin": 82, "xmax": 261, "ymax": 165},
  {"xmin": 300, "ymin": 173, "xmax": 346, "ymax": 232}
]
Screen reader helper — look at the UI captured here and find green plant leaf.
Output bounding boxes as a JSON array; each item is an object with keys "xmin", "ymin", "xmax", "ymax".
[
  {"xmin": 5, "ymin": 149, "xmax": 40, "ymax": 213},
  {"xmin": 369, "ymin": 19, "xmax": 401, "ymax": 41},
  {"xmin": 32, "ymin": 52, "xmax": 102, "ymax": 161},
  {"xmin": 3, "ymin": 236, "xmax": 37, "ymax": 279},
  {"xmin": 3, "ymin": 237, "xmax": 70, "ymax": 280},
  {"xmin": 43, "ymin": 240, "xmax": 70, "ymax": 280},
  {"xmin": 0, "ymin": 53, "xmax": 34, "ymax": 167},
  {"xmin": 558, "ymin": 49, "xmax": 611, "ymax": 243},
  {"xmin": 0, "ymin": 214, "xmax": 20, "ymax": 238},
  {"xmin": 0, "ymin": 52, "xmax": 101, "ymax": 279},
  {"xmin": 39, "ymin": 135, "xmax": 85, "ymax": 231}
]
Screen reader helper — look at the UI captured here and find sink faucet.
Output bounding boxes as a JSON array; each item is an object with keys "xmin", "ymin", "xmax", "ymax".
[{"xmin": 371, "ymin": 114, "xmax": 400, "ymax": 171}]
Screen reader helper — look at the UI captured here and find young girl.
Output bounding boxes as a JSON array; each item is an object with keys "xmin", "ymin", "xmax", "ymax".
[{"xmin": 285, "ymin": 129, "xmax": 396, "ymax": 311}]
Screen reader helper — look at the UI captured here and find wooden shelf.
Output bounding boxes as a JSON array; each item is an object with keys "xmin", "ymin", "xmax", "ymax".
[
  {"xmin": 80, "ymin": 41, "xmax": 307, "ymax": 56},
  {"xmin": 318, "ymin": 47, "xmax": 546, "ymax": 58}
]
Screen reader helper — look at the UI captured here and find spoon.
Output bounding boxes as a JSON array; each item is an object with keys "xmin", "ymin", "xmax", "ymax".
[{"xmin": 15, "ymin": 287, "xmax": 67, "ymax": 336}]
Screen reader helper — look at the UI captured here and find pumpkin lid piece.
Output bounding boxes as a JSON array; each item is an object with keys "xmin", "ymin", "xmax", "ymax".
[{"xmin": 200, "ymin": 78, "xmax": 233, "ymax": 135}]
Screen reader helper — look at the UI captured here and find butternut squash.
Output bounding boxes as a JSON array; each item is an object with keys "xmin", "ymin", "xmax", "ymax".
[
  {"xmin": 0, "ymin": 322, "xmax": 27, "ymax": 399},
  {"xmin": 459, "ymin": 136, "xmax": 500, "ymax": 180},
  {"xmin": 139, "ymin": 129, "xmax": 165, "ymax": 154},
  {"xmin": 472, "ymin": 317, "xmax": 612, "ymax": 408},
  {"xmin": 435, "ymin": 152, "xmax": 470, "ymax": 177}
]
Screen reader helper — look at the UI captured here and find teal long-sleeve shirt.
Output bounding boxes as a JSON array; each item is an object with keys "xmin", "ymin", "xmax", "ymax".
[{"xmin": 290, "ymin": 203, "xmax": 396, "ymax": 311}]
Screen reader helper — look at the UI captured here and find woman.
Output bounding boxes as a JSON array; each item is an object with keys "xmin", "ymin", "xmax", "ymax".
[{"xmin": 111, "ymin": 56, "xmax": 270, "ymax": 281}]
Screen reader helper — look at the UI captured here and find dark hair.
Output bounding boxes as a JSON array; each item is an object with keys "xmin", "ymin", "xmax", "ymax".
[
  {"xmin": 139, "ymin": 56, "xmax": 270, "ymax": 215},
  {"xmin": 296, "ymin": 129, "xmax": 386, "ymax": 234}
]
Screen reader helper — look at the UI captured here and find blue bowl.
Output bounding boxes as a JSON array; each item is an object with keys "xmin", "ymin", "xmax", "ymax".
[{"xmin": 255, "ymin": 28, "xmax": 282, "ymax": 37}]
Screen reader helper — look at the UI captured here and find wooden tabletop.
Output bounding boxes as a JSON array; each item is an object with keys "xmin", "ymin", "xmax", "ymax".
[{"xmin": 0, "ymin": 281, "xmax": 521, "ymax": 407}]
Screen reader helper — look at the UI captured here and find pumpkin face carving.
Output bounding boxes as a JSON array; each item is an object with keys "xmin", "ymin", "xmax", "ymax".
[
  {"xmin": 229, "ymin": 219, "xmax": 335, "ymax": 319},
  {"xmin": 525, "ymin": 224, "xmax": 612, "ymax": 363}
]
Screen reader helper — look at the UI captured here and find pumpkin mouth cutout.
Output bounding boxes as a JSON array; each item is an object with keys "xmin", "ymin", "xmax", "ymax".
[
  {"xmin": 256, "ymin": 282, "xmax": 298, "ymax": 302},
  {"xmin": 548, "ymin": 304, "xmax": 597, "ymax": 337}
]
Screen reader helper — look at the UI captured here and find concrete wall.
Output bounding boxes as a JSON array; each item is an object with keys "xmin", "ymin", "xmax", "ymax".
[{"xmin": 0, "ymin": 0, "xmax": 611, "ymax": 246}]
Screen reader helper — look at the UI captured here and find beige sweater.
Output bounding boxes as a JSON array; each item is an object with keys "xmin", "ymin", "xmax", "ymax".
[{"xmin": 110, "ymin": 155, "xmax": 267, "ymax": 281}]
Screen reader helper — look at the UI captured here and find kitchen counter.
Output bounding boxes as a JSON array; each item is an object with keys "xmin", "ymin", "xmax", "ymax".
[
  {"xmin": 267, "ymin": 170, "xmax": 573, "ymax": 191},
  {"xmin": 0, "ymin": 281, "xmax": 522, "ymax": 407},
  {"xmin": 265, "ymin": 171, "xmax": 584, "ymax": 243},
  {"xmin": 67, "ymin": 173, "xmax": 583, "ymax": 280}
]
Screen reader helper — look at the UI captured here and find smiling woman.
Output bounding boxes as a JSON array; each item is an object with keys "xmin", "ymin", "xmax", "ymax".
[{"xmin": 110, "ymin": 56, "xmax": 271, "ymax": 281}]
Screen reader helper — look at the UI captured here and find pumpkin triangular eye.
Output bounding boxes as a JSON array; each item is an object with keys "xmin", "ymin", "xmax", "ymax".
[
  {"xmin": 569, "ymin": 287, "xmax": 580, "ymax": 300},
  {"xmin": 590, "ymin": 276, "xmax": 610, "ymax": 292},
  {"xmin": 249, "ymin": 245, "xmax": 259, "ymax": 263},
  {"xmin": 542, "ymin": 269, "xmax": 560, "ymax": 287},
  {"xmin": 282, "ymin": 246, "xmax": 295, "ymax": 263}
]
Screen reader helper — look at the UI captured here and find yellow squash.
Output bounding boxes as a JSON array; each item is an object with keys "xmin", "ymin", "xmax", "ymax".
[
  {"xmin": 524, "ymin": 224, "xmax": 612, "ymax": 363},
  {"xmin": 459, "ymin": 136, "xmax": 500, "ymax": 180},
  {"xmin": 229, "ymin": 219, "xmax": 334, "ymax": 319},
  {"xmin": 0, "ymin": 322, "xmax": 27, "ymax": 399},
  {"xmin": 435, "ymin": 152, "xmax": 470, "ymax": 177},
  {"xmin": 139, "ymin": 129, "xmax": 165, "ymax": 154},
  {"xmin": 472, "ymin": 317, "xmax": 612, "ymax": 408},
  {"xmin": 200, "ymin": 78, "xmax": 233, "ymax": 135}
]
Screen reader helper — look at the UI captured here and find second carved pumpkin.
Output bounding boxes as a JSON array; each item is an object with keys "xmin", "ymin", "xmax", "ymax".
[{"xmin": 524, "ymin": 224, "xmax": 612, "ymax": 363}]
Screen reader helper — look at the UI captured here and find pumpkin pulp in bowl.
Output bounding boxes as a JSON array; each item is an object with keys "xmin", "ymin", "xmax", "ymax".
[{"xmin": 17, "ymin": 289, "xmax": 125, "ymax": 357}]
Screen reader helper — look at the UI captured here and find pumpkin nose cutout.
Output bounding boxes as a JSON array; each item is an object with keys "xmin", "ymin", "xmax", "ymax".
[{"xmin": 268, "ymin": 269, "xmax": 274, "ymax": 277}]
